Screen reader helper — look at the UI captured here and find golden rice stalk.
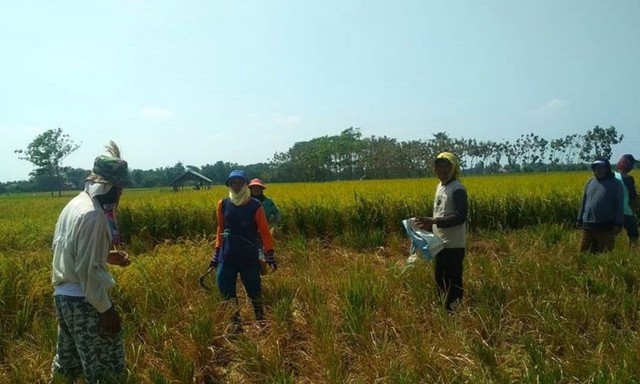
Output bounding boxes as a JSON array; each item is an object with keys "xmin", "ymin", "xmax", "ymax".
[{"xmin": 105, "ymin": 140, "xmax": 122, "ymax": 158}]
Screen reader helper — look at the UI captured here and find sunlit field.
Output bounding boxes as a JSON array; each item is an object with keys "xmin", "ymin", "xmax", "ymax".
[{"xmin": 2, "ymin": 172, "xmax": 639, "ymax": 383}]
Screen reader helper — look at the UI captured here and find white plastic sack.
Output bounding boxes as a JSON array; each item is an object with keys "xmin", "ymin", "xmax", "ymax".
[{"xmin": 402, "ymin": 217, "xmax": 446, "ymax": 263}]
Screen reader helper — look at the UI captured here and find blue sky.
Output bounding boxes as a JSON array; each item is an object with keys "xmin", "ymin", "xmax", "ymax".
[{"xmin": 1, "ymin": 0, "xmax": 639, "ymax": 182}]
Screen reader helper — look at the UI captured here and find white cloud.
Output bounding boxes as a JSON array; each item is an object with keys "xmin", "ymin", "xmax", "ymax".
[
  {"xmin": 529, "ymin": 99, "xmax": 570, "ymax": 119},
  {"xmin": 140, "ymin": 106, "xmax": 174, "ymax": 121}
]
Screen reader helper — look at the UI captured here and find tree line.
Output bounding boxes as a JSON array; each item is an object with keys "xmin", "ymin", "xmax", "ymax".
[{"xmin": 2, "ymin": 125, "xmax": 624, "ymax": 195}]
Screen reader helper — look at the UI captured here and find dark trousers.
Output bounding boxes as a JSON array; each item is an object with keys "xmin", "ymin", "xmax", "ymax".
[
  {"xmin": 579, "ymin": 229, "xmax": 616, "ymax": 253},
  {"xmin": 434, "ymin": 248, "xmax": 465, "ymax": 311},
  {"xmin": 623, "ymin": 215, "xmax": 639, "ymax": 244},
  {"xmin": 216, "ymin": 258, "xmax": 264, "ymax": 321}
]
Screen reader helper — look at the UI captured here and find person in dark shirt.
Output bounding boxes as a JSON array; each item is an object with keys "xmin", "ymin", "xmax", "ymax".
[
  {"xmin": 577, "ymin": 157, "xmax": 624, "ymax": 253},
  {"xmin": 416, "ymin": 152, "xmax": 468, "ymax": 312}
]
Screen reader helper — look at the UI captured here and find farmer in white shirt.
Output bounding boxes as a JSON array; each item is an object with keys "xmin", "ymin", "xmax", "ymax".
[{"xmin": 51, "ymin": 146, "xmax": 130, "ymax": 383}]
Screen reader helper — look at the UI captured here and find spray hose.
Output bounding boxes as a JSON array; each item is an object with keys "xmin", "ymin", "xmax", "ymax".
[{"xmin": 199, "ymin": 229, "xmax": 269, "ymax": 291}]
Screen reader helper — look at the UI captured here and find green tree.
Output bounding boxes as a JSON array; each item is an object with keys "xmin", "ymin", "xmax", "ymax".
[
  {"xmin": 63, "ymin": 167, "xmax": 91, "ymax": 190},
  {"xmin": 200, "ymin": 161, "xmax": 240, "ymax": 184},
  {"xmin": 579, "ymin": 125, "xmax": 623, "ymax": 162},
  {"xmin": 15, "ymin": 128, "xmax": 80, "ymax": 197},
  {"xmin": 361, "ymin": 136, "xmax": 402, "ymax": 179}
]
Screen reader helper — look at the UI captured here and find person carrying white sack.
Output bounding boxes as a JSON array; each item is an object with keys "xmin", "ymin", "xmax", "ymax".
[
  {"xmin": 402, "ymin": 217, "xmax": 446, "ymax": 263},
  {"xmin": 415, "ymin": 152, "xmax": 468, "ymax": 312}
]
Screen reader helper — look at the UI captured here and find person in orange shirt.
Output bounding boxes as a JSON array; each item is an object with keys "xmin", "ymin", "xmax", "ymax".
[{"xmin": 210, "ymin": 170, "xmax": 276, "ymax": 329}]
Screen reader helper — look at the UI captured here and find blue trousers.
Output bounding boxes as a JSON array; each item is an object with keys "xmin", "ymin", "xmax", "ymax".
[{"xmin": 216, "ymin": 258, "xmax": 264, "ymax": 321}]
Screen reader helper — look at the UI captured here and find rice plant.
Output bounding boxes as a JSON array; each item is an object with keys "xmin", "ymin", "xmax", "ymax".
[{"xmin": 3, "ymin": 172, "xmax": 640, "ymax": 382}]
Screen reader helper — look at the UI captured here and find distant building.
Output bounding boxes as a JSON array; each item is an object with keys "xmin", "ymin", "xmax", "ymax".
[{"xmin": 169, "ymin": 169, "xmax": 213, "ymax": 191}]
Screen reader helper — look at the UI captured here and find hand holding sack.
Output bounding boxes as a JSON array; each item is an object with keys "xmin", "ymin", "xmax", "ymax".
[
  {"xmin": 414, "ymin": 217, "xmax": 436, "ymax": 231},
  {"xmin": 402, "ymin": 218, "xmax": 446, "ymax": 263}
]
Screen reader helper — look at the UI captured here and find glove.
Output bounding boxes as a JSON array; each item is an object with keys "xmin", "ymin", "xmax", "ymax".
[
  {"xmin": 265, "ymin": 250, "xmax": 277, "ymax": 270},
  {"xmin": 209, "ymin": 249, "xmax": 220, "ymax": 269},
  {"xmin": 99, "ymin": 305, "xmax": 122, "ymax": 336}
]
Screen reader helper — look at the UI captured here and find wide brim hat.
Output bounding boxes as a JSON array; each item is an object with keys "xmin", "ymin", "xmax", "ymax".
[
  {"xmin": 248, "ymin": 178, "xmax": 266, "ymax": 189},
  {"xmin": 85, "ymin": 155, "xmax": 128, "ymax": 187}
]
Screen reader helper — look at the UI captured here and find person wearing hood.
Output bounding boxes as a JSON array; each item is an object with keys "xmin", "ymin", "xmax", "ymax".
[
  {"xmin": 577, "ymin": 157, "xmax": 624, "ymax": 253},
  {"xmin": 614, "ymin": 154, "xmax": 638, "ymax": 245},
  {"xmin": 415, "ymin": 152, "xmax": 468, "ymax": 312},
  {"xmin": 51, "ymin": 147, "xmax": 130, "ymax": 383},
  {"xmin": 210, "ymin": 170, "xmax": 276, "ymax": 330}
]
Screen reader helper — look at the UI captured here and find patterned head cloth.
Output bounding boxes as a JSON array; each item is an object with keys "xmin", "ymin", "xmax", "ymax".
[
  {"xmin": 434, "ymin": 152, "xmax": 461, "ymax": 181},
  {"xmin": 85, "ymin": 155, "xmax": 129, "ymax": 187}
]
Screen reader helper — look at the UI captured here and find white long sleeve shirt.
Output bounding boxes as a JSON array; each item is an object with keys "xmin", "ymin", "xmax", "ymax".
[{"xmin": 51, "ymin": 190, "xmax": 115, "ymax": 313}]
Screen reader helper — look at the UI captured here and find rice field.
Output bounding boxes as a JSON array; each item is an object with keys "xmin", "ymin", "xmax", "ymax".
[{"xmin": 2, "ymin": 171, "xmax": 639, "ymax": 383}]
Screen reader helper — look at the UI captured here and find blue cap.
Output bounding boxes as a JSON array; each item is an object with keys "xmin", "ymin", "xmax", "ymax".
[{"xmin": 225, "ymin": 170, "xmax": 249, "ymax": 186}]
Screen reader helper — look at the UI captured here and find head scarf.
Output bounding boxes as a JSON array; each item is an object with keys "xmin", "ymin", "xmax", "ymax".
[
  {"xmin": 85, "ymin": 142, "xmax": 127, "ymax": 244},
  {"xmin": 435, "ymin": 152, "xmax": 461, "ymax": 182},
  {"xmin": 616, "ymin": 154, "xmax": 635, "ymax": 173},
  {"xmin": 591, "ymin": 157, "xmax": 613, "ymax": 179},
  {"xmin": 225, "ymin": 170, "xmax": 251, "ymax": 205}
]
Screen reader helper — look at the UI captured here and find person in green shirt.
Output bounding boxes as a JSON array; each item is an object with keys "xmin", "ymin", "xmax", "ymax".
[
  {"xmin": 249, "ymin": 178, "xmax": 281, "ymax": 229},
  {"xmin": 247, "ymin": 178, "xmax": 280, "ymax": 278},
  {"xmin": 614, "ymin": 154, "xmax": 638, "ymax": 245}
]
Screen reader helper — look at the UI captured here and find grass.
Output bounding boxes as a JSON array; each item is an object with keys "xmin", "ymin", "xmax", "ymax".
[{"xmin": 4, "ymin": 230, "xmax": 639, "ymax": 383}]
